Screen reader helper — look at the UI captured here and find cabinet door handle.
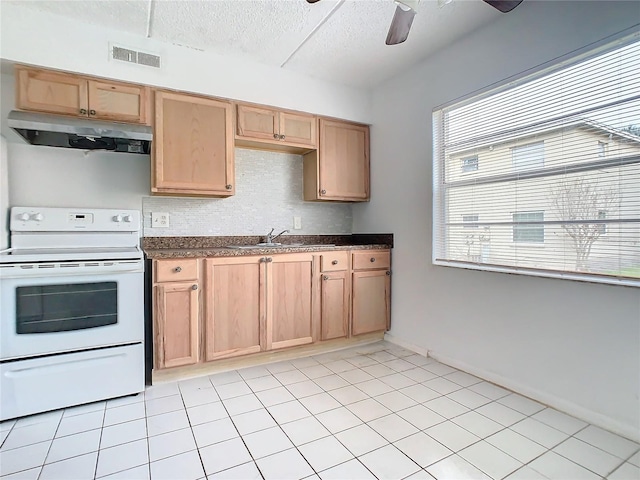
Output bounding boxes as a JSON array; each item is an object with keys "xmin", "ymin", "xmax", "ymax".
[
  {"xmin": 323, "ymin": 275, "xmax": 329, "ymax": 280},
  {"xmin": 320, "ymin": 189, "xmax": 326, "ymax": 195},
  {"xmin": 174, "ymin": 266, "xmax": 182, "ymax": 272},
  {"xmin": 273, "ymin": 133, "xmax": 279, "ymax": 139},
  {"xmin": 266, "ymin": 257, "xmax": 273, "ymax": 263},
  {"xmin": 280, "ymin": 134, "xmax": 286, "ymax": 140},
  {"xmin": 225, "ymin": 184, "xmax": 233, "ymax": 190},
  {"xmin": 79, "ymin": 109, "xmax": 87, "ymax": 115},
  {"xmin": 331, "ymin": 260, "xmax": 338, "ymax": 265},
  {"xmin": 370, "ymin": 258, "xmax": 376, "ymax": 263},
  {"xmin": 89, "ymin": 109, "xmax": 96, "ymax": 116},
  {"xmin": 386, "ymin": 271, "xmax": 391, "ymax": 276},
  {"xmin": 191, "ymin": 284, "xmax": 198, "ymax": 290}
]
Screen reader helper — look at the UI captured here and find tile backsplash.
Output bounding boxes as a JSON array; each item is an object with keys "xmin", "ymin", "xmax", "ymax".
[{"xmin": 142, "ymin": 148, "xmax": 353, "ymax": 236}]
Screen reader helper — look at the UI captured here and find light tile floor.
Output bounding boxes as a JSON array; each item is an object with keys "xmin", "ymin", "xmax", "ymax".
[{"xmin": 1, "ymin": 341, "xmax": 639, "ymax": 480}]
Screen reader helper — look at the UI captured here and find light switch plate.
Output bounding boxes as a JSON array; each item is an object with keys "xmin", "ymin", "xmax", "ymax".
[
  {"xmin": 152, "ymin": 212, "xmax": 170, "ymax": 228},
  {"xmin": 293, "ymin": 216, "xmax": 302, "ymax": 230}
]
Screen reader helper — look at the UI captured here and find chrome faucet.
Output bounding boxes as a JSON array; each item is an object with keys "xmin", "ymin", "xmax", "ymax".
[{"xmin": 265, "ymin": 228, "xmax": 289, "ymax": 244}]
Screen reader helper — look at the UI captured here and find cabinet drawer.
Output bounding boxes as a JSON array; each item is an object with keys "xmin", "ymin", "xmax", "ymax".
[
  {"xmin": 155, "ymin": 259, "xmax": 198, "ymax": 282},
  {"xmin": 352, "ymin": 251, "xmax": 390, "ymax": 270},
  {"xmin": 321, "ymin": 251, "xmax": 348, "ymax": 272}
]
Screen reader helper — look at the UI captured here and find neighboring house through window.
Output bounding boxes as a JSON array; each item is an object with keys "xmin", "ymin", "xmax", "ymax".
[
  {"xmin": 512, "ymin": 141, "xmax": 544, "ymax": 171},
  {"xmin": 461, "ymin": 156, "xmax": 478, "ymax": 172},
  {"xmin": 433, "ymin": 37, "xmax": 640, "ymax": 284},
  {"xmin": 512, "ymin": 211, "xmax": 544, "ymax": 243}
]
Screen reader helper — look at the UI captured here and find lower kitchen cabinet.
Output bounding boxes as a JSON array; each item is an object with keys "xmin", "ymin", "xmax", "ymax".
[
  {"xmin": 204, "ymin": 257, "xmax": 264, "ymax": 360},
  {"xmin": 351, "ymin": 250, "xmax": 391, "ymax": 336},
  {"xmin": 320, "ymin": 270, "xmax": 349, "ymax": 340},
  {"xmin": 151, "ymin": 248, "xmax": 391, "ymax": 372},
  {"xmin": 154, "ymin": 281, "xmax": 200, "ymax": 369},
  {"xmin": 352, "ymin": 270, "xmax": 390, "ymax": 335},
  {"xmin": 267, "ymin": 254, "xmax": 315, "ymax": 350}
]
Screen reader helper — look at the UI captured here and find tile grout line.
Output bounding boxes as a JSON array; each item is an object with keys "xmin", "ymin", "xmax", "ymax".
[
  {"xmin": 179, "ymin": 377, "xmax": 220, "ymax": 480},
  {"xmin": 212, "ymin": 372, "xmax": 268, "ymax": 479}
]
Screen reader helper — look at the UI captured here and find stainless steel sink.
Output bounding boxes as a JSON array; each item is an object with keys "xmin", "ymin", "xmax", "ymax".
[
  {"xmin": 226, "ymin": 243, "xmax": 303, "ymax": 249},
  {"xmin": 226, "ymin": 243, "xmax": 335, "ymax": 249}
]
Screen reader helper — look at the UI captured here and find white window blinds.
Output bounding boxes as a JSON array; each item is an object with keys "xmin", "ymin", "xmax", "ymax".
[{"xmin": 433, "ymin": 37, "xmax": 640, "ymax": 285}]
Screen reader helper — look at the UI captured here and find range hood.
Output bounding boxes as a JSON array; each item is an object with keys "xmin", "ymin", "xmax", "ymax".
[{"xmin": 7, "ymin": 110, "xmax": 152, "ymax": 154}]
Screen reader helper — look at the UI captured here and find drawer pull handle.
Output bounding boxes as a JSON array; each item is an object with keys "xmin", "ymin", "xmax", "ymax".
[
  {"xmin": 192, "ymin": 284, "xmax": 198, "ymax": 290},
  {"xmin": 174, "ymin": 266, "xmax": 182, "ymax": 272},
  {"xmin": 370, "ymin": 258, "xmax": 376, "ymax": 263},
  {"xmin": 331, "ymin": 260, "xmax": 338, "ymax": 265}
]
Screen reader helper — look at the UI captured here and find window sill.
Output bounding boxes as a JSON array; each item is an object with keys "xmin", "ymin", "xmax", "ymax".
[{"xmin": 432, "ymin": 259, "xmax": 640, "ymax": 288}]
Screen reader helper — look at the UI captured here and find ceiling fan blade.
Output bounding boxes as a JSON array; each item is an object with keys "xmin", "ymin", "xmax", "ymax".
[
  {"xmin": 306, "ymin": 0, "xmax": 322, "ymax": 3},
  {"xmin": 385, "ymin": 4, "xmax": 417, "ymax": 45},
  {"xmin": 482, "ymin": 0, "xmax": 523, "ymax": 13}
]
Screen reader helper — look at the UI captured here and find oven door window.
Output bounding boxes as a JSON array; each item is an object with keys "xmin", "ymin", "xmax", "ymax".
[{"xmin": 16, "ymin": 282, "xmax": 118, "ymax": 334}]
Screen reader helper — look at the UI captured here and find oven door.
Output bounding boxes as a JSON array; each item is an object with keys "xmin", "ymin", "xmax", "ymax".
[{"xmin": 0, "ymin": 260, "xmax": 144, "ymax": 360}]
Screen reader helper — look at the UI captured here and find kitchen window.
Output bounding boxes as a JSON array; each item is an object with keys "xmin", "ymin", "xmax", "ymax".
[{"xmin": 432, "ymin": 36, "xmax": 640, "ymax": 285}]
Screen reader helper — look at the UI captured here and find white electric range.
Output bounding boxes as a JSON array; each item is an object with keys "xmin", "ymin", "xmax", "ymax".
[{"xmin": 0, "ymin": 206, "xmax": 145, "ymax": 421}]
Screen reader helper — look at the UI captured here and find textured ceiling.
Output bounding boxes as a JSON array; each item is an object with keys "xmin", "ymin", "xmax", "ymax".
[{"xmin": 12, "ymin": 0, "xmax": 504, "ymax": 88}]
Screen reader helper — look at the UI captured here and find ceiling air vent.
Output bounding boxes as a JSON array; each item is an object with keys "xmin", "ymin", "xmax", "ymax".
[{"xmin": 110, "ymin": 44, "xmax": 161, "ymax": 69}]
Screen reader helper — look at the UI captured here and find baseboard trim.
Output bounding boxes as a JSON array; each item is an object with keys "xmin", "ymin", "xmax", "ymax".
[
  {"xmin": 383, "ymin": 333, "xmax": 429, "ymax": 357},
  {"xmin": 383, "ymin": 335, "xmax": 639, "ymax": 443}
]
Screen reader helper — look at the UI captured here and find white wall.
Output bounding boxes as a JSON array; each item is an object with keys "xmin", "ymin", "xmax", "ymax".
[
  {"xmin": 0, "ymin": 1, "xmax": 371, "ymax": 124},
  {"xmin": 354, "ymin": 1, "xmax": 640, "ymax": 440}
]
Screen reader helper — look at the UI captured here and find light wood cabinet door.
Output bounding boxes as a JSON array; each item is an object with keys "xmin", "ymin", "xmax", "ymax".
[
  {"xmin": 153, "ymin": 91, "xmax": 234, "ymax": 196},
  {"xmin": 304, "ymin": 119, "xmax": 370, "ymax": 202},
  {"xmin": 279, "ymin": 112, "xmax": 316, "ymax": 147},
  {"xmin": 352, "ymin": 270, "xmax": 390, "ymax": 336},
  {"xmin": 204, "ymin": 257, "xmax": 264, "ymax": 360},
  {"xmin": 320, "ymin": 271, "xmax": 349, "ymax": 340},
  {"xmin": 236, "ymin": 105, "xmax": 279, "ymax": 141},
  {"xmin": 154, "ymin": 281, "xmax": 199, "ymax": 369},
  {"xmin": 87, "ymin": 80, "xmax": 149, "ymax": 124},
  {"xmin": 266, "ymin": 254, "xmax": 315, "ymax": 350},
  {"xmin": 17, "ymin": 68, "xmax": 88, "ymax": 117}
]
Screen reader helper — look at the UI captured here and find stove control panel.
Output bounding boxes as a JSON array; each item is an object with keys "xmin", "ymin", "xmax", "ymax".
[{"xmin": 11, "ymin": 207, "xmax": 141, "ymax": 232}]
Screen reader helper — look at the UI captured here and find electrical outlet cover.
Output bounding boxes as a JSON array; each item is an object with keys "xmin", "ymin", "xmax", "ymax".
[
  {"xmin": 294, "ymin": 216, "xmax": 302, "ymax": 230},
  {"xmin": 152, "ymin": 212, "xmax": 170, "ymax": 228}
]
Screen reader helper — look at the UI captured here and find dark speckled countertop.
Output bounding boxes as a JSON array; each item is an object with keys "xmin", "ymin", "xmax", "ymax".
[{"xmin": 143, "ymin": 234, "xmax": 393, "ymax": 259}]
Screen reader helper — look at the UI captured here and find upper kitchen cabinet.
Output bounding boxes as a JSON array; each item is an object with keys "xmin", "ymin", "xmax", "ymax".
[
  {"xmin": 153, "ymin": 91, "xmax": 235, "ymax": 197},
  {"xmin": 236, "ymin": 103, "xmax": 317, "ymax": 152},
  {"xmin": 16, "ymin": 66, "xmax": 150, "ymax": 124},
  {"xmin": 303, "ymin": 118, "xmax": 370, "ymax": 202}
]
